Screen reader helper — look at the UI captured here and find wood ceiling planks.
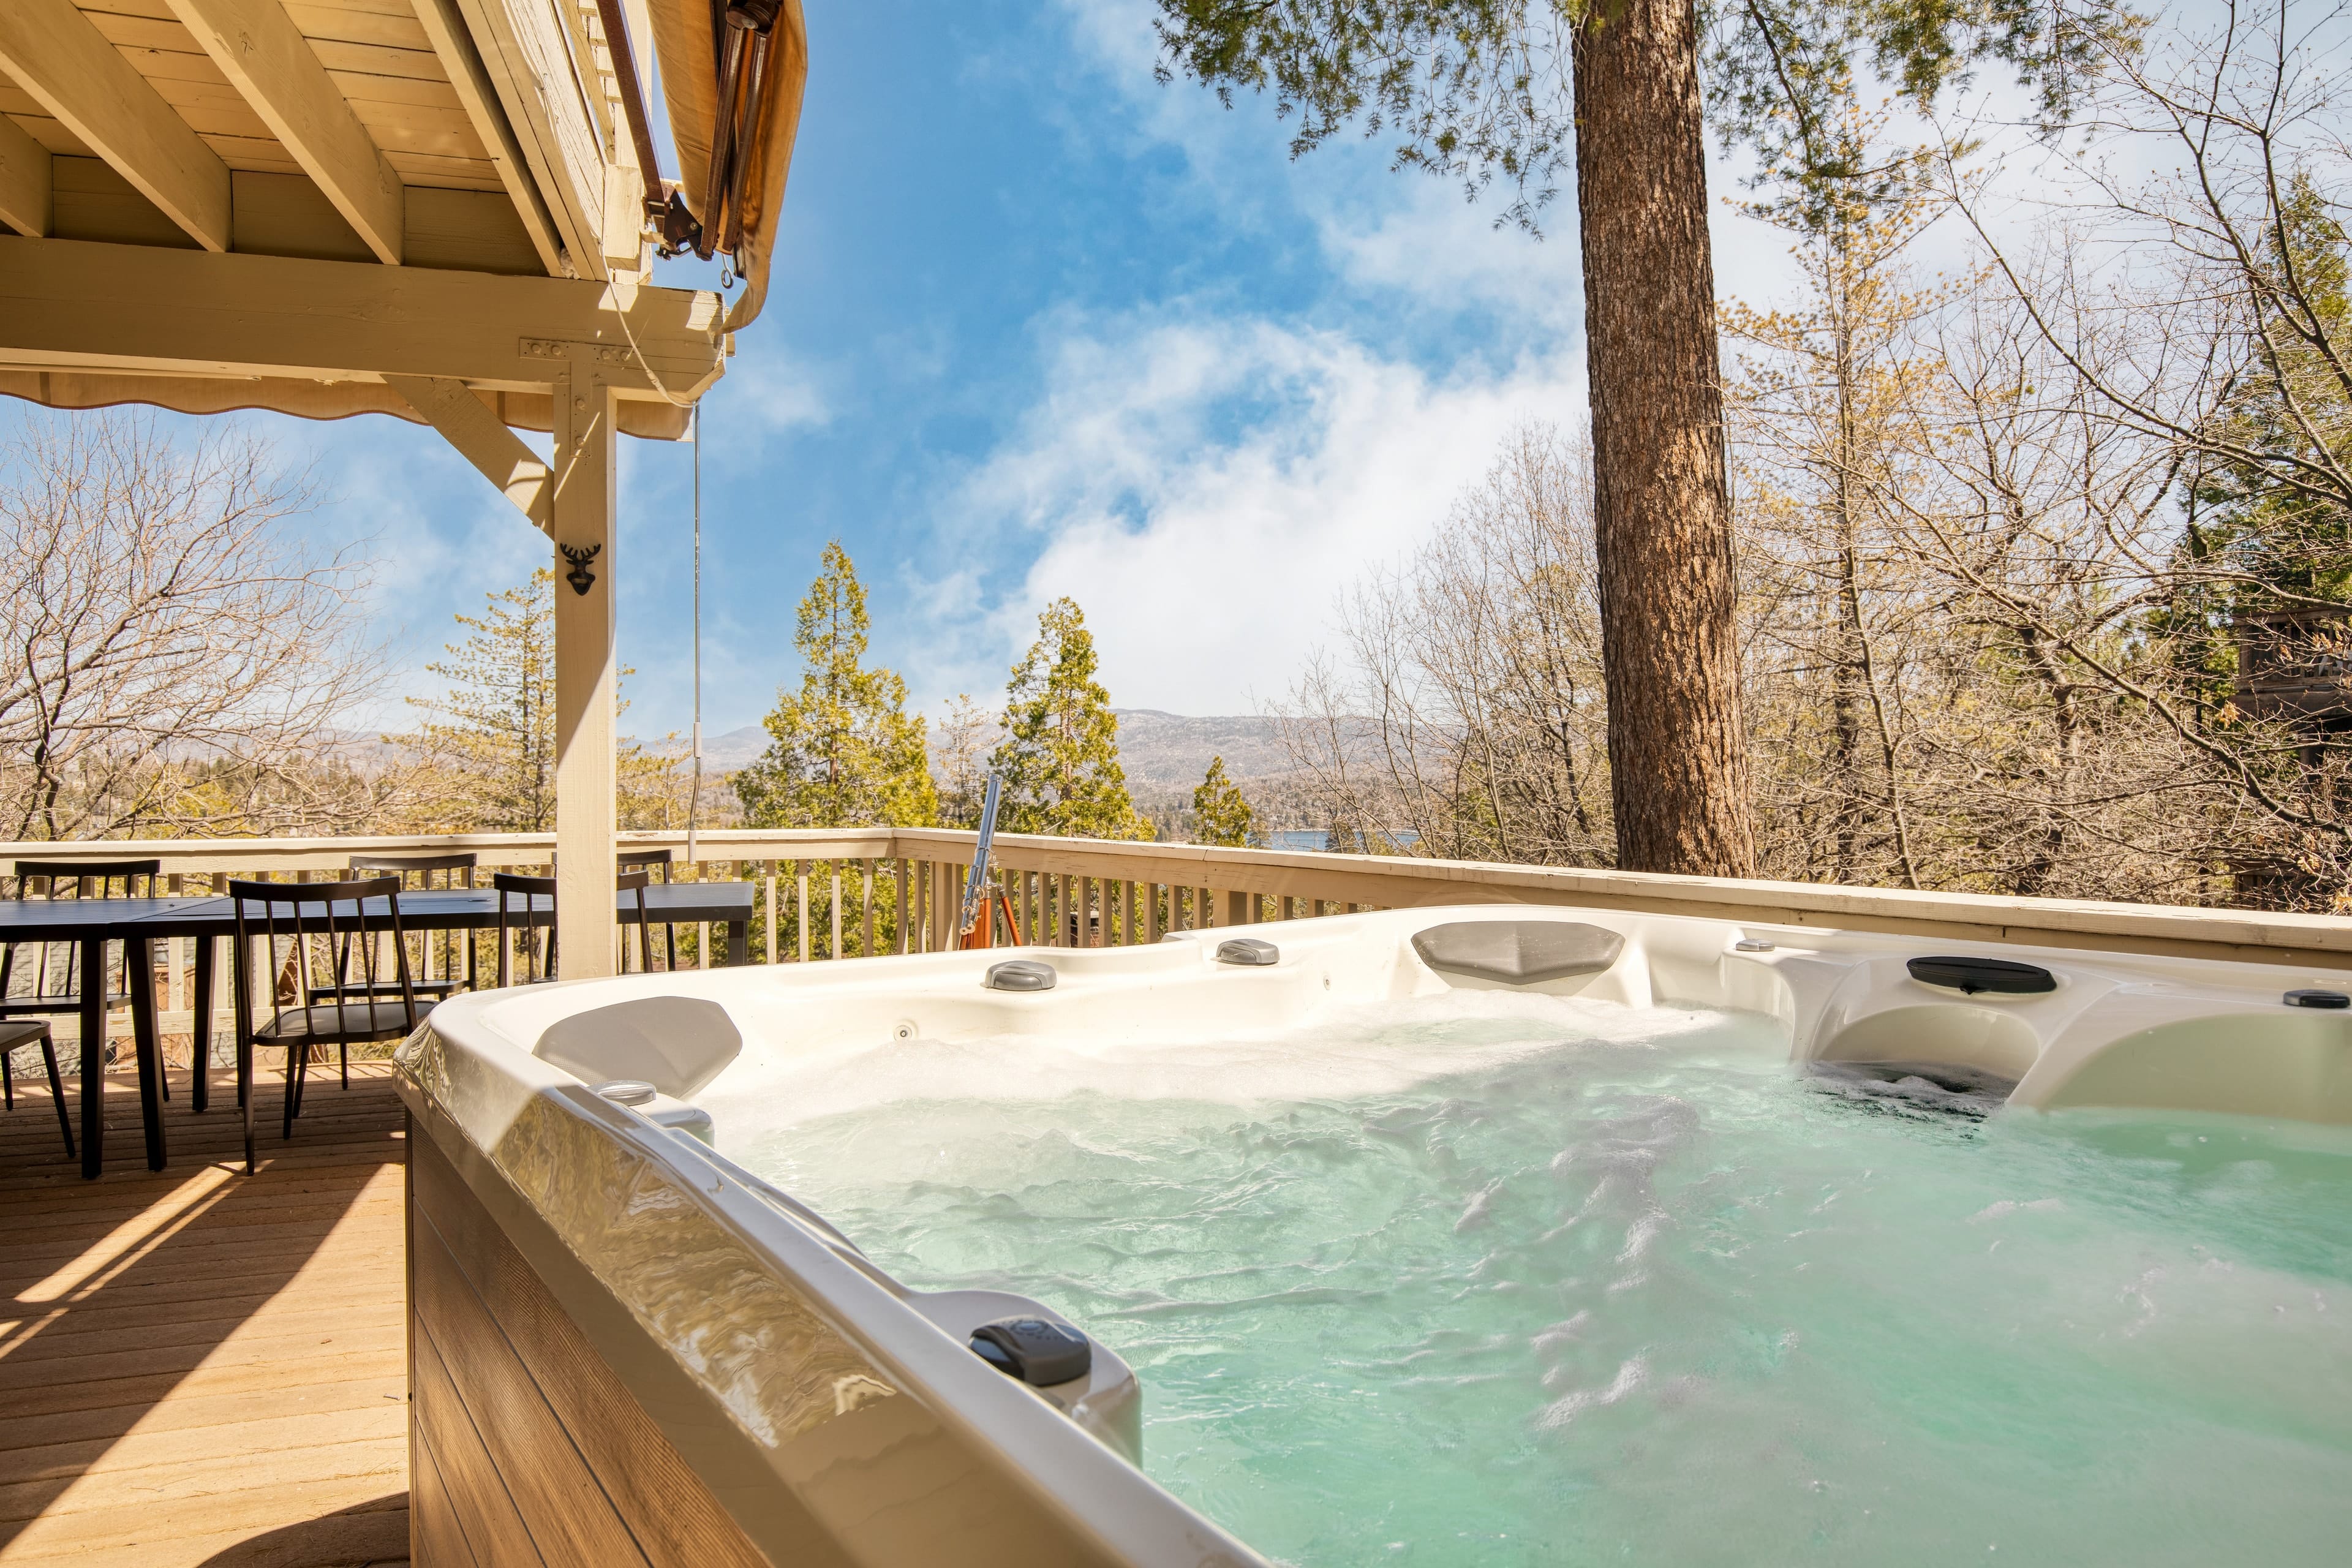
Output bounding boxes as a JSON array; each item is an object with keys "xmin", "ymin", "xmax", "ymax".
[
  {"xmin": 41, "ymin": 0, "xmax": 503, "ymax": 189},
  {"xmin": 1, "ymin": 0, "xmax": 621, "ymax": 281}
]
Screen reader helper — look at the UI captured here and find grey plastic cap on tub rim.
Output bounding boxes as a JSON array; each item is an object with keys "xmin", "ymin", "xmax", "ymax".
[
  {"xmin": 589, "ymin": 1079, "xmax": 657, "ymax": 1106},
  {"xmin": 985, "ymin": 959, "xmax": 1057, "ymax": 992},
  {"xmin": 1216, "ymin": 937, "xmax": 1280, "ymax": 967}
]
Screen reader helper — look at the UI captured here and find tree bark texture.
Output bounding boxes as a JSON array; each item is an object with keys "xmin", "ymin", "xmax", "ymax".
[{"xmin": 1574, "ymin": 0, "xmax": 1757, "ymax": 875}]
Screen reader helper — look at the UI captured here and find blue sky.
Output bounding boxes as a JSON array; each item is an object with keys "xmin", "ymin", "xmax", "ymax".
[{"xmin": 11, "ymin": 0, "xmax": 1864, "ymax": 739}]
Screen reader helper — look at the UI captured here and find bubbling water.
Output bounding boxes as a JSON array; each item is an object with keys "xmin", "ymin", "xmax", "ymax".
[{"xmin": 720, "ymin": 993, "xmax": 2352, "ymax": 1567}]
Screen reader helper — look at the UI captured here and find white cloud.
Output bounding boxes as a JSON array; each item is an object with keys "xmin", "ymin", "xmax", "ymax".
[
  {"xmin": 707, "ymin": 346, "xmax": 831, "ymax": 436},
  {"xmin": 912, "ymin": 308, "xmax": 1587, "ymax": 713}
]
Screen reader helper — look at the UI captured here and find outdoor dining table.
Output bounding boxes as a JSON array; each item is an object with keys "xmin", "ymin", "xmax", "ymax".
[{"xmin": 0, "ymin": 883, "xmax": 755, "ymax": 1179}]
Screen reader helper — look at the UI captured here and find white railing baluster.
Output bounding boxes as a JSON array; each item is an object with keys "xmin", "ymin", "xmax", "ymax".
[
  {"xmin": 796, "ymin": 862, "xmax": 811, "ymax": 963},
  {"xmin": 764, "ymin": 862, "xmax": 778, "ymax": 965}
]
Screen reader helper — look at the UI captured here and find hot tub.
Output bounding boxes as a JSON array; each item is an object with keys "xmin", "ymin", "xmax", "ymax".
[{"xmin": 397, "ymin": 905, "xmax": 2352, "ymax": 1566}]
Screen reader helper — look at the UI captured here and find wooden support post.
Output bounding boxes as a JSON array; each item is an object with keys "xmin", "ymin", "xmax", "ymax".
[
  {"xmin": 895, "ymin": 859, "xmax": 910, "ymax": 954},
  {"xmin": 829, "ymin": 867, "xmax": 842, "ymax": 959},
  {"xmin": 1224, "ymin": 890, "xmax": 1251, "ymax": 927},
  {"xmin": 551, "ymin": 353, "xmax": 618, "ymax": 978}
]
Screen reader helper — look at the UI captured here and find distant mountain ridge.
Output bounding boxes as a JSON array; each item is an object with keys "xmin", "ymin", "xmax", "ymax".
[
  {"xmin": 1106, "ymin": 710, "xmax": 1292, "ymax": 789},
  {"xmin": 338, "ymin": 710, "xmax": 1297, "ymax": 794}
]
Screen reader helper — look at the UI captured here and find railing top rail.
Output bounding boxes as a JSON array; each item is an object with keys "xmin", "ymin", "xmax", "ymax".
[{"xmin": 2, "ymin": 828, "xmax": 2346, "ymax": 967}]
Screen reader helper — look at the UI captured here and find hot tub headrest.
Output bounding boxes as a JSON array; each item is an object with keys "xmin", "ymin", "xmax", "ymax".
[
  {"xmin": 533, "ymin": 996, "xmax": 742, "ymax": 1098},
  {"xmin": 1411, "ymin": 920, "xmax": 1626, "ymax": 986}
]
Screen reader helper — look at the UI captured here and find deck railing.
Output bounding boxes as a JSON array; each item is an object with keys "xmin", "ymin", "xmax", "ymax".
[{"xmin": 8, "ymin": 827, "xmax": 2351, "ymax": 1044}]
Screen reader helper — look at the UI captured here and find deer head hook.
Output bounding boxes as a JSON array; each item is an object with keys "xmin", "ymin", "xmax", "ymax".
[{"xmin": 559, "ymin": 541, "xmax": 601, "ymax": 595}]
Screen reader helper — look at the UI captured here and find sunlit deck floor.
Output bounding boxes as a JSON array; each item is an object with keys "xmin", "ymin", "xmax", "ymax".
[{"xmin": 1, "ymin": 1060, "xmax": 409, "ymax": 1567}]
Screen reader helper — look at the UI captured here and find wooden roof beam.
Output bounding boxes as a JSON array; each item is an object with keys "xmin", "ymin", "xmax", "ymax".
[
  {"xmin": 0, "ymin": 110, "xmax": 51, "ymax": 238},
  {"xmin": 0, "ymin": 235, "xmax": 725, "ymax": 396},
  {"xmin": 410, "ymin": 0, "xmax": 567, "ymax": 277},
  {"xmin": 386, "ymin": 374, "xmax": 552, "ymax": 532},
  {"xmin": 0, "ymin": 0, "xmax": 231, "ymax": 252},
  {"xmin": 165, "ymin": 0, "xmax": 404, "ymax": 265}
]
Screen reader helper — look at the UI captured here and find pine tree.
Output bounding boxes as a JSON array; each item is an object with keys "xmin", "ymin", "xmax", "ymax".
[
  {"xmin": 930, "ymin": 693, "xmax": 1004, "ymax": 829},
  {"xmin": 991, "ymin": 598, "xmax": 1150, "ymax": 839},
  {"xmin": 405, "ymin": 570, "xmax": 559, "ymax": 831},
  {"xmin": 1191, "ymin": 755, "xmax": 1257, "ymax": 846},
  {"xmin": 736, "ymin": 543, "xmax": 938, "ymax": 828},
  {"xmin": 1325, "ymin": 812, "xmax": 1365, "ymax": 856},
  {"xmin": 2193, "ymin": 175, "xmax": 2352, "ymax": 605},
  {"xmin": 401, "ymin": 568, "xmax": 678, "ymax": 832}
]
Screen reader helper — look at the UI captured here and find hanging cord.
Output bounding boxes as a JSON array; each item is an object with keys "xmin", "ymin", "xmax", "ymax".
[{"xmin": 687, "ymin": 401, "xmax": 704, "ymax": 863}]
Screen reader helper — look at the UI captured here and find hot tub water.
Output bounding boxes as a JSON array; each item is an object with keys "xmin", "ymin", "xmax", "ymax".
[{"xmin": 720, "ymin": 992, "xmax": 2352, "ymax": 1567}]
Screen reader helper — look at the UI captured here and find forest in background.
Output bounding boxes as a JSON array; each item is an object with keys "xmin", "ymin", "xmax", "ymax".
[{"xmin": 0, "ymin": 7, "xmax": 2345, "ymax": 909}]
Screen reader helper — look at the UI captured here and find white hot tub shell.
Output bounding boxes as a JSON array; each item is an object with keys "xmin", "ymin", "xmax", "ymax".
[{"xmin": 396, "ymin": 903, "xmax": 2352, "ymax": 1566}]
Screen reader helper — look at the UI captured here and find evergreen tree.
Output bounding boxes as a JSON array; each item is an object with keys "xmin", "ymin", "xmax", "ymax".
[
  {"xmin": 1148, "ymin": 1, "xmax": 2130, "ymax": 877},
  {"xmin": 406, "ymin": 570, "xmax": 559, "ymax": 831},
  {"xmin": 1192, "ymin": 755, "xmax": 1257, "ymax": 846},
  {"xmin": 736, "ymin": 543, "xmax": 938, "ymax": 828},
  {"xmin": 991, "ymin": 598, "xmax": 1150, "ymax": 839},
  {"xmin": 401, "ymin": 568, "xmax": 680, "ymax": 832},
  {"xmin": 2193, "ymin": 175, "xmax": 2352, "ymax": 605}
]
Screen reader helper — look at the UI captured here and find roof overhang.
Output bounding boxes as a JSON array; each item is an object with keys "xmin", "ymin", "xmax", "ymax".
[{"xmin": 0, "ymin": 0, "xmax": 806, "ymax": 434}]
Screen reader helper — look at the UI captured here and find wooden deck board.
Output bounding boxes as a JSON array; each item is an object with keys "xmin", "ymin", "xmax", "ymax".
[{"xmin": 0, "ymin": 1063, "xmax": 410, "ymax": 1567}]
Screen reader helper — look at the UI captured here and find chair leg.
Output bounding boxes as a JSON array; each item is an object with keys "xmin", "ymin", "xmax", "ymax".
[
  {"xmin": 39, "ymin": 1036, "xmax": 75, "ymax": 1159},
  {"xmin": 282, "ymin": 1047, "xmax": 302, "ymax": 1141},
  {"xmin": 2, "ymin": 1042, "xmax": 14, "ymax": 1110},
  {"xmin": 240, "ymin": 1035, "xmax": 255, "ymax": 1175},
  {"xmin": 340, "ymin": 1042, "xmax": 350, "ymax": 1090}
]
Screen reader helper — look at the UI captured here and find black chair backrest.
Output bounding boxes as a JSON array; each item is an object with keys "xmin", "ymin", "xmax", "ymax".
[
  {"xmin": 616, "ymin": 850, "xmax": 680, "ymax": 968},
  {"xmin": 342, "ymin": 853, "xmax": 478, "ymax": 995},
  {"xmin": 226, "ymin": 878, "xmax": 417, "ymax": 1039},
  {"xmin": 13, "ymin": 859, "xmax": 164, "ymax": 899},
  {"xmin": 492, "ymin": 873, "xmax": 557, "ymax": 986},
  {"xmin": 616, "ymin": 870, "xmax": 663, "ymax": 974},
  {"xmin": 348, "ymin": 852, "xmax": 478, "ymax": 889},
  {"xmin": 5, "ymin": 859, "xmax": 166, "ymax": 1006},
  {"xmin": 616, "ymin": 848, "xmax": 673, "ymax": 882}
]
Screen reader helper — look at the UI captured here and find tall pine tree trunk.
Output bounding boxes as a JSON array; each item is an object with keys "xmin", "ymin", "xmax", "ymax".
[{"xmin": 1574, "ymin": 0, "xmax": 1756, "ymax": 875}]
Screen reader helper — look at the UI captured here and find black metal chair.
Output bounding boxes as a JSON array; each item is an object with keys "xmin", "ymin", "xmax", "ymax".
[
  {"xmin": 310, "ymin": 853, "xmax": 480, "ymax": 1017},
  {"xmin": 492, "ymin": 872, "xmax": 557, "ymax": 986},
  {"xmin": 616, "ymin": 847, "xmax": 679, "ymax": 970},
  {"xmin": 2, "ymin": 859, "xmax": 166, "ymax": 1099},
  {"xmin": 227, "ymin": 877, "xmax": 423, "ymax": 1175},
  {"xmin": 617, "ymin": 870, "xmax": 665, "ymax": 974},
  {"xmin": 493, "ymin": 870, "xmax": 665, "ymax": 986},
  {"xmin": 0, "ymin": 1018, "xmax": 75, "ymax": 1157}
]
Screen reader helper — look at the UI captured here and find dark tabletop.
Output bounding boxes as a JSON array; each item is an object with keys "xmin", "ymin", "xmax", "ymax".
[{"xmin": 0, "ymin": 882, "xmax": 754, "ymax": 940}]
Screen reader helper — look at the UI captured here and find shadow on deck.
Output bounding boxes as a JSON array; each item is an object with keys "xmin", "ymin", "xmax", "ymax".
[{"xmin": 0, "ymin": 1060, "xmax": 409, "ymax": 1567}]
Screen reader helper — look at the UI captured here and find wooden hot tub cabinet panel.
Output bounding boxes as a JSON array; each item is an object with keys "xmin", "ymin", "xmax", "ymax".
[{"xmin": 405, "ymin": 1120, "xmax": 773, "ymax": 1568}]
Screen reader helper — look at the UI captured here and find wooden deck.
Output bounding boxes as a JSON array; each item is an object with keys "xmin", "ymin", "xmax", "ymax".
[{"xmin": 1, "ymin": 1060, "xmax": 409, "ymax": 1568}]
